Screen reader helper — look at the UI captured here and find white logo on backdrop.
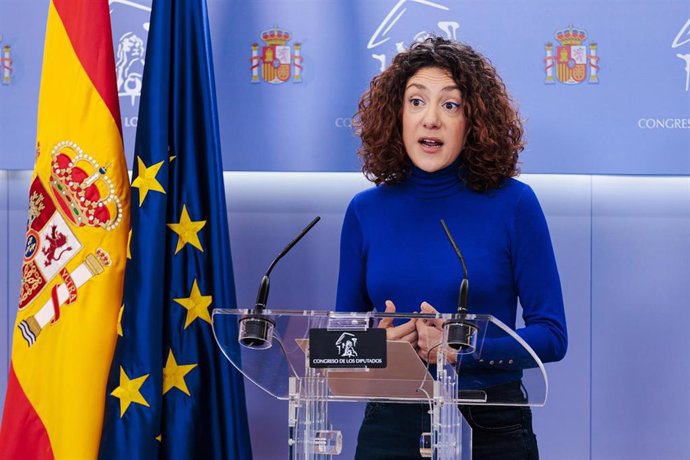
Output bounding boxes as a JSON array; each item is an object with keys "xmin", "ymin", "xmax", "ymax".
[
  {"xmin": 636, "ymin": 18, "xmax": 690, "ymax": 129},
  {"xmin": 367, "ymin": 0, "xmax": 459, "ymax": 72},
  {"xmin": 335, "ymin": 0, "xmax": 459, "ymax": 129},
  {"xmin": 109, "ymin": 0, "xmax": 151, "ymax": 107},
  {"xmin": 116, "ymin": 32, "xmax": 146, "ymax": 106},
  {"xmin": 672, "ymin": 17, "xmax": 690, "ymax": 92}
]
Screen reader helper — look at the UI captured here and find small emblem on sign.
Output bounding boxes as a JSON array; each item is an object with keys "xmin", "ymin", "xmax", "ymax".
[{"xmin": 336, "ymin": 332, "xmax": 358, "ymax": 358}]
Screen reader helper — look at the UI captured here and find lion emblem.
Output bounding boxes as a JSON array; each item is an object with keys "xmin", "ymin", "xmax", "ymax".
[
  {"xmin": 116, "ymin": 32, "xmax": 146, "ymax": 106},
  {"xmin": 42, "ymin": 224, "xmax": 72, "ymax": 267}
]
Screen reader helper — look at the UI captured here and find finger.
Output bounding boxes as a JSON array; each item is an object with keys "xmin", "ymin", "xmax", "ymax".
[
  {"xmin": 391, "ymin": 328, "xmax": 417, "ymax": 343},
  {"xmin": 415, "ymin": 320, "xmax": 438, "ymax": 338},
  {"xmin": 385, "ymin": 300, "xmax": 396, "ymax": 313},
  {"xmin": 421, "ymin": 301, "xmax": 445, "ymax": 328},
  {"xmin": 378, "ymin": 300, "xmax": 396, "ymax": 329},
  {"xmin": 420, "ymin": 301, "xmax": 437, "ymax": 313},
  {"xmin": 399, "ymin": 330, "xmax": 418, "ymax": 344},
  {"xmin": 396, "ymin": 318, "xmax": 418, "ymax": 335},
  {"xmin": 387, "ymin": 319, "xmax": 417, "ymax": 340}
]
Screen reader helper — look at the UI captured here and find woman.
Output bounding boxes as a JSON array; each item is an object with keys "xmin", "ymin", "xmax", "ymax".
[{"xmin": 335, "ymin": 37, "xmax": 567, "ymax": 459}]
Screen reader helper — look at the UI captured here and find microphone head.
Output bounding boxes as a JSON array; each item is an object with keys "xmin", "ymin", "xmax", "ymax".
[
  {"xmin": 254, "ymin": 275, "xmax": 270, "ymax": 310},
  {"xmin": 458, "ymin": 278, "xmax": 469, "ymax": 314}
]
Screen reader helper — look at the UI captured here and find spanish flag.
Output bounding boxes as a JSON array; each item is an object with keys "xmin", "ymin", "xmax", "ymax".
[{"xmin": 0, "ymin": 1, "xmax": 129, "ymax": 459}]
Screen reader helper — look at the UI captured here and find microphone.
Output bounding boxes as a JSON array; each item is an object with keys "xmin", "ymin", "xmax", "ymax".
[
  {"xmin": 440, "ymin": 219, "xmax": 469, "ymax": 315},
  {"xmin": 439, "ymin": 219, "xmax": 478, "ymax": 354},
  {"xmin": 254, "ymin": 216, "xmax": 321, "ymax": 310},
  {"xmin": 238, "ymin": 216, "xmax": 321, "ymax": 349}
]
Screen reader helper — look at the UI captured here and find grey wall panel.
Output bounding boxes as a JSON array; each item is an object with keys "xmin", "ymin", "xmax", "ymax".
[
  {"xmin": 591, "ymin": 176, "xmax": 690, "ymax": 460},
  {"xmin": 523, "ymin": 175, "xmax": 592, "ymax": 460}
]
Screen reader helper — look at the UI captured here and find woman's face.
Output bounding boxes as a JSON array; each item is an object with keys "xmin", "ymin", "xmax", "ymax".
[{"xmin": 402, "ymin": 66, "xmax": 467, "ymax": 173}]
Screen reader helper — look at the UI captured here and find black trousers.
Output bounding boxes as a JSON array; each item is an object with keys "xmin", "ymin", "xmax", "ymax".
[{"xmin": 354, "ymin": 381, "xmax": 538, "ymax": 460}]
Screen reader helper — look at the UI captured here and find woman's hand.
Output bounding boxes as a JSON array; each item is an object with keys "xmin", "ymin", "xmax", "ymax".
[
  {"xmin": 415, "ymin": 302, "xmax": 449, "ymax": 364},
  {"xmin": 377, "ymin": 300, "xmax": 418, "ymax": 345}
]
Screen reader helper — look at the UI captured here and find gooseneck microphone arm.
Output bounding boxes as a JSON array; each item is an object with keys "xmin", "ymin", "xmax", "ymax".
[
  {"xmin": 254, "ymin": 216, "xmax": 321, "ymax": 311},
  {"xmin": 439, "ymin": 219, "xmax": 478, "ymax": 353},
  {"xmin": 440, "ymin": 219, "xmax": 469, "ymax": 315},
  {"xmin": 240, "ymin": 216, "xmax": 321, "ymax": 350}
]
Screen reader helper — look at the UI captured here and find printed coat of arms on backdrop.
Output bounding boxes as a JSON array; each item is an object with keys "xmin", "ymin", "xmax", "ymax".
[
  {"xmin": 250, "ymin": 26, "xmax": 303, "ymax": 84},
  {"xmin": 545, "ymin": 25, "xmax": 600, "ymax": 85},
  {"xmin": 0, "ymin": 33, "xmax": 13, "ymax": 85}
]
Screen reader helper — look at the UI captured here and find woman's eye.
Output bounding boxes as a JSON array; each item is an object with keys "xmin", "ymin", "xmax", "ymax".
[
  {"xmin": 409, "ymin": 98, "xmax": 423, "ymax": 107},
  {"xmin": 443, "ymin": 102, "xmax": 460, "ymax": 110}
]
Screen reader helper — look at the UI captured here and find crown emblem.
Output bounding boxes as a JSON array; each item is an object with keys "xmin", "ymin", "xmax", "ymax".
[
  {"xmin": 555, "ymin": 25, "xmax": 587, "ymax": 46},
  {"xmin": 251, "ymin": 26, "xmax": 303, "ymax": 84},
  {"xmin": 261, "ymin": 26, "xmax": 291, "ymax": 46},
  {"xmin": 49, "ymin": 141, "xmax": 123, "ymax": 230},
  {"xmin": 545, "ymin": 24, "xmax": 599, "ymax": 85}
]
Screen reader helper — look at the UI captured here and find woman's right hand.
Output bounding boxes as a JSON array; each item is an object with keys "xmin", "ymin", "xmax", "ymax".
[{"xmin": 377, "ymin": 300, "xmax": 418, "ymax": 345}]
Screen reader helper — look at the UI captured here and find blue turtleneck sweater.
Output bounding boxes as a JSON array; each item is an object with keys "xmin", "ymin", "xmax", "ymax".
[{"xmin": 335, "ymin": 163, "xmax": 567, "ymax": 366}]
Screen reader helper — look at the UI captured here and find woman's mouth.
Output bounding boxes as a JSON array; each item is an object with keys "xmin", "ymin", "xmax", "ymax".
[{"xmin": 419, "ymin": 137, "xmax": 443, "ymax": 152}]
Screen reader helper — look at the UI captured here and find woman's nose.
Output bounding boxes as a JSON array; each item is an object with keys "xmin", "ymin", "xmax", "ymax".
[{"xmin": 422, "ymin": 107, "xmax": 440, "ymax": 129}]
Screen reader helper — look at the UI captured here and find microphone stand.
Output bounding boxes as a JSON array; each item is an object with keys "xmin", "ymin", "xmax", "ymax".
[{"xmin": 238, "ymin": 216, "xmax": 321, "ymax": 349}]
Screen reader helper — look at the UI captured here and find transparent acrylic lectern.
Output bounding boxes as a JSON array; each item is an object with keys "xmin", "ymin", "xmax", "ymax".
[{"xmin": 212, "ymin": 309, "xmax": 547, "ymax": 460}]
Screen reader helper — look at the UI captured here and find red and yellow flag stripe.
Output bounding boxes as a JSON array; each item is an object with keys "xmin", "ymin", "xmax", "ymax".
[{"xmin": 0, "ymin": 1, "xmax": 129, "ymax": 458}]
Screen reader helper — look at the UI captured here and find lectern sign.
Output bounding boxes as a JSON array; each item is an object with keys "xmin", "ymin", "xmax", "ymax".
[{"xmin": 309, "ymin": 329, "xmax": 387, "ymax": 368}]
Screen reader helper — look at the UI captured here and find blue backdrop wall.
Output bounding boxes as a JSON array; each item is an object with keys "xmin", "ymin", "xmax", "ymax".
[
  {"xmin": 1, "ymin": 1, "xmax": 690, "ymax": 459},
  {"xmin": 1, "ymin": 0, "xmax": 689, "ymax": 173}
]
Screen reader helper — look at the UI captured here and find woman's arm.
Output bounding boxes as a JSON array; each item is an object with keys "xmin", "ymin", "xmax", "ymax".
[
  {"xmin": 336, "ymin": 199, "xmax": 373, "ymax": 312},
  {"xmin": 511, "ymin": 185, "xmax": 568, "ymax": 364}
]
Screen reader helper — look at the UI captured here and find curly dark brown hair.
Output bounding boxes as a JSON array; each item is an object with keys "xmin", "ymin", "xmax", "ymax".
[{"xmin": 355, "ymin": 37, "xmax": 524, "ymax": 191}]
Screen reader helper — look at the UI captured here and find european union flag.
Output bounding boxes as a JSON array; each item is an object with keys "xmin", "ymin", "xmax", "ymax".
[{"xmin": 99, "ymin": 0, "xmax": 252, "ymax": 458}]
